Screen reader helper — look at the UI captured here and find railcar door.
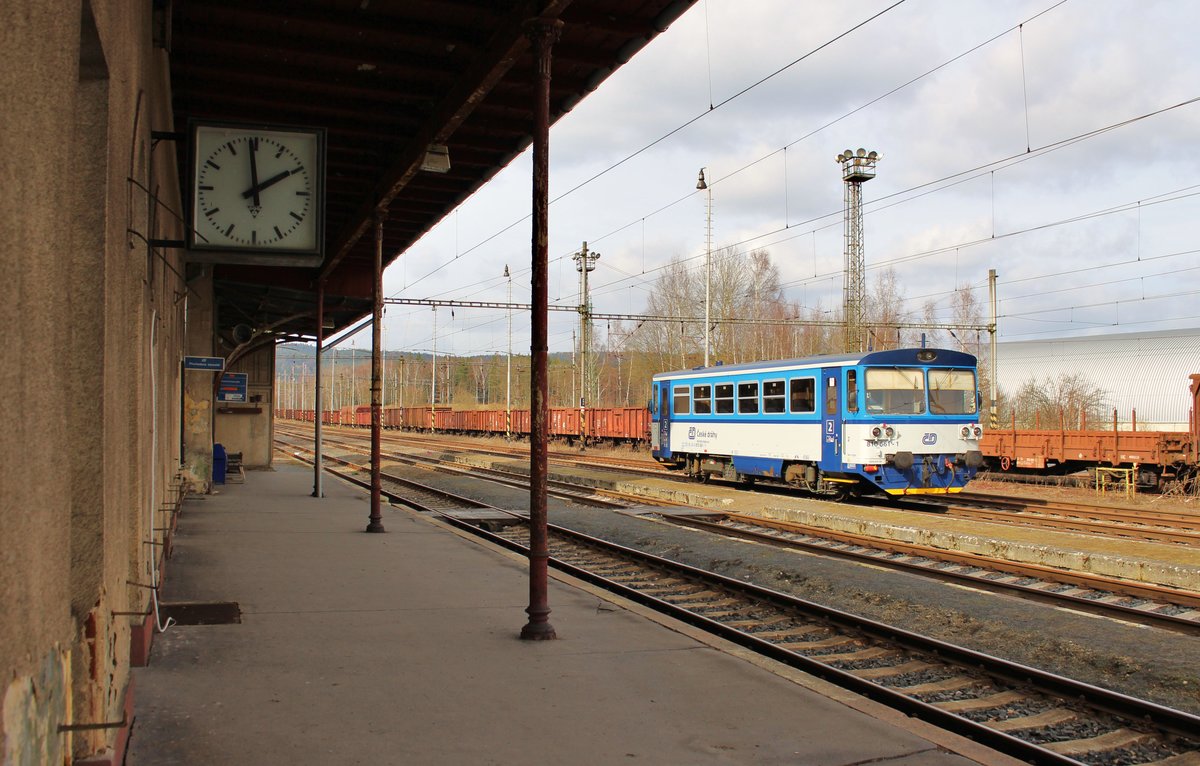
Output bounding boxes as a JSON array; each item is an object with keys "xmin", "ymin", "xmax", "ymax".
[
  {"xmin": 821, "ymin": 370, "xmax": 841, "ymax": 468},
  {"xmin": 658, "ymin": 383, "xmax": 672, "ymax": 458}
]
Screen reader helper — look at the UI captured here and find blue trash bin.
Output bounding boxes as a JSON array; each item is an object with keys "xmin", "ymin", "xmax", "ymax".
[{"xmin": 213, "ymin": 443, "xmax": 227, "ymax": 485}]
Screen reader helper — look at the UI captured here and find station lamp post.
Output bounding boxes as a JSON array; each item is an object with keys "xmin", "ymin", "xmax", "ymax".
[{"xmin": 696, "ymin": 168, "xmax": 713, "ymax": 367}]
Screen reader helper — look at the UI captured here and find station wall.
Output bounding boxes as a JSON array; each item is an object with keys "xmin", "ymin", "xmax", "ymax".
[{"xmin": 1, "ymin": 2, "xmax": 189, "ymax": 762}]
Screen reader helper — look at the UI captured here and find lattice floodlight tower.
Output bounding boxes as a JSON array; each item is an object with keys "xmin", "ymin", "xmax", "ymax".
[{"xmin": 837, "ymin": 148, "xmax": 879, "ymax": 353}]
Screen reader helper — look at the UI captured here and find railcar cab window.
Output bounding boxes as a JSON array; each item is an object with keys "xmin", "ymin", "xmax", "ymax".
[
  {"xmin": 715, "ymin": 383, "xmax": 734, "ymax": 414},
  {"xmin": 790, "ymin": 377, "xmax": 815, "ymax": 413},
  {"xmin": 929, "ymin": 369, "xmax": 978, "ymax": 415},
  {"xmin": 673, "ymin": 385, "xmax": 690, "ymax": 415},
  {"xmin": 694, "ymin": 384, "xmax": 712, "ymax": 414},
  {"xmin": 846, "ymin": 370, "xmax": 859, "ymax": 413},
  {"xmin": 738, "ymin": 381, "xmax": 759, "ymax": 414},
  {"xmin": 865, "ymin": 367, "xmax": 926, "ymax": 415},
  {"xmin": 763, "ymin": 379, "xmax": 785, "ymax": 413}
]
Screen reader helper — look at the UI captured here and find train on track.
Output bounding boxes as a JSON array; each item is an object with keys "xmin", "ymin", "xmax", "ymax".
[
  {"xmin": 650, "ymin": 347, "xmax": 983, "ymax": 497},
  {"xmin": 277, "ymin": 363, "xmax": 1200, "ymax": 495}
]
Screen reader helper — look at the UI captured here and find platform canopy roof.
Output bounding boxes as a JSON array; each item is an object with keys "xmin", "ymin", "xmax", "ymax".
[{"xmin": 168, "ymin": 0, "xmax": 695, "ymax": 350}]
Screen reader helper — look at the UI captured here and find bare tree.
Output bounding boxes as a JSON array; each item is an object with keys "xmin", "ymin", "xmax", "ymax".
[
  {"xmin": 1000, "ymin": 372, "xmax": 1109, "ymax": 430},
  {"xmin": 864, "ymin": 266, "xmax": 911, "ymax": 350}
]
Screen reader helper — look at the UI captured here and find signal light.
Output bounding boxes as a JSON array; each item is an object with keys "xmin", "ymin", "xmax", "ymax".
[{"xmin": 864, "ymin": 465, "xmax": 878, "ymax": 473}]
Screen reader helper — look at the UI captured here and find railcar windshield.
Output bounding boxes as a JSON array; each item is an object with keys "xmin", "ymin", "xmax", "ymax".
[
  {"xmin": 864, "ymin": 367, "xmax": 926, "ymax": 415},
  {"xmin": 928, "ymin": 368, "xmax": 977, "ymax": 415}
]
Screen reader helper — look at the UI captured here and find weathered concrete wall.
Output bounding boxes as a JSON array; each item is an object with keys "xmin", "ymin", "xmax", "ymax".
[
  {"xmin": 1, "ymin": 1, "xmax": 186, "ymax": 761},
  {"xmin": 182, "ymin": 269, "xmax": 216, "ymax": 490},
  {"xmin": 215, "ymin": 347, "xmax": 277, "ymax": 468},
  {"xmin": 1, "ymin": 2, "xmax": 83, "ymax": 761}
]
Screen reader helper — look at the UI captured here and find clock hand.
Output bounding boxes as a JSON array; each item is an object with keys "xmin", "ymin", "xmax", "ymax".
[
  {"xmin": 241, "ymin": 168, "xmax": 293, "ymax": 199},
  {"xmin": 248, "ymin": 139, "xmax": 261, "ymax": 208}
]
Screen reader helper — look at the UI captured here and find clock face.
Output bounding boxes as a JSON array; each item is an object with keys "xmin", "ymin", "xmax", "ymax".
[{"xmin": 190, "ymin": 124, "xmax": 323, "ymax": 254}]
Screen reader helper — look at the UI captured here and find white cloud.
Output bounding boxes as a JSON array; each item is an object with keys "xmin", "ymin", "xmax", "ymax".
[{"xmin": 383, "ymin": 0, "xmax": 1200, "ymax": 358}]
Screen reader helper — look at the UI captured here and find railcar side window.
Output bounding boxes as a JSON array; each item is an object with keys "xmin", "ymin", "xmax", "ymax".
[
  {"xmin": 846, "ymin": 370, "xmax": 859, "ymax": 413},
  {"xmin": 928, "ymin": 369, "xmax": 977, "ymax": 415},
  {"xmin": 672, "ymin": 385, "xmax": 690, "ymax": 415},
  {"xmin": 865, "ymin": 367, "xmax": 926, "ymax": 414},
  {"xmin": 715, "ymin": 383, "xmax": 734, "ymax": 414},
  {"xmin": 737, "ymin": 381, "xmax": 759, "ymax": 414},
  {"xmin": 789, "ymin": 378, "xmax": 815, "ymax": 413},
  {"xmin": 763, "ymin": 379, "xmax": 785, "ymax": 413},
  {"xmin": 824, "ymin": 377, "xmax": 837, "ymax": 415},
  {"xmin": 694, "ymin": 384, "xmax": 712, "ymax": 414}
]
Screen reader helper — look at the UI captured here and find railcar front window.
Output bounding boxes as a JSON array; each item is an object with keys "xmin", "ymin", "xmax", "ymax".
[
  {"xmin": 673, "ymin": 385, "xmax": 690, "ymax": 415},
  {"xmin": 715, "ymin": 383, "xmax": 734, "ymax": 414},
  {"xmin": 694, "ymin": 384, "xmax": 712, "ymax": 414},
  {"xmin": 763, "ymin": 379, "xmax": 785, "ymax": 413},
  {"xmin": 865, "ymin": 367, "xmax": 926, "ymax": 415},
  {"xmin": 928, "ymin": 369, "xmax": 977, "ymax": 415}
]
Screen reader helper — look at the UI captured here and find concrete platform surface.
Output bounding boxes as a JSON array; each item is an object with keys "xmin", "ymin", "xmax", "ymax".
[{"xmin": 127, "ymin": 464, "xmax": 1018, "ymax": 766}]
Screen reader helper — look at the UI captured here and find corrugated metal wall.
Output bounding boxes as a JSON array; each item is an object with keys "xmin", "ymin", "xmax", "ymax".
[{"xmin": 996, "ymin": 329, "xmax": 1200, "ymax": 428}]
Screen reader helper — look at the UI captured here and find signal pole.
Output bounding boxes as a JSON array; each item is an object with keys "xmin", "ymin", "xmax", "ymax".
[
  {"xmin": 505, "ymin": 264, "xmax": 512, "ymax": 437},
  {"xmin": 573, "ymin": 241, "xmax": 599, "ymax": 407},
  {"xmin": 696, "ymin": 168, "xmax": 713, "ymax": 367},
  {"xmin": 430, "ymin": 305, "xmax": 437, "ymax": 405},
  {"xmin": 837, "ymin": 148, "xmax": 879, "ymax": 353}
]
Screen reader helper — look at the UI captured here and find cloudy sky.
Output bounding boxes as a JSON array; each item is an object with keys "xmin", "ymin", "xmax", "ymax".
[{"xmin": 362, "ymin": 0, "xmax": 1200, "ymax": 360}]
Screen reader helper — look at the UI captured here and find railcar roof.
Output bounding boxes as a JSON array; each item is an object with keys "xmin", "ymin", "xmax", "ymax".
[{"xmin": 652, "ymin": 348, "xmax": 977, "ymax": 380}]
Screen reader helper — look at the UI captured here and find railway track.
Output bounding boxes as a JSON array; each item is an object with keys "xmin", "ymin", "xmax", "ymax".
[
  {"xmin": 277, "ymin": 429, "xmax": 1200, "ymax": 632},
  {"xmin": 910, "ymin": 493, "xmax": 1200, "ymax": 547},
  {"xmin": 278, "ymin": 432, "xmax": 653, "ymax": 510},
  {"xmin": 289, "ymin": 425, "xmax": 1200, "ymax": 546},
  {"xmin": 279, "ymin": 442, "xmax": 1200, "ymax": 766}
]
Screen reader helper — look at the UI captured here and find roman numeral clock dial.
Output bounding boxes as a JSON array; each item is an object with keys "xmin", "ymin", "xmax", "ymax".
[{"xmin": 188, "ymin": 122, "xmax": 325, "ymax": 264}]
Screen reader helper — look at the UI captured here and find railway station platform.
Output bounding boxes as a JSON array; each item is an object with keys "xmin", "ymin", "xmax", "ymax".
[{"xmin": 126, "ymin": 462, "xmax": 1020, "ymax": 766}]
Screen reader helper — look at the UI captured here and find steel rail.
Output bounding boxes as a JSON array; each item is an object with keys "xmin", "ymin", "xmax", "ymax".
[{"xmin": 664, "ymin": 512, "xmax": 1200, "ymax": 633}]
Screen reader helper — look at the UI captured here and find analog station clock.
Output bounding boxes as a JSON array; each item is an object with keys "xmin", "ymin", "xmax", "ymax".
[{"xmin": 187, "ymin": 121, "xmax": 325, "ymax": 265}]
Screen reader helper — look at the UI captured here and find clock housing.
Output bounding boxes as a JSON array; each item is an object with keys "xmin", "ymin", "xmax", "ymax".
[{"xmin": 186, "ymin": 121, "xmax": 325, "ymax": 267}]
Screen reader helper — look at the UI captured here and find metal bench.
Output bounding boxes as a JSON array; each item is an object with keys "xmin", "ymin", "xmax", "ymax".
[{"xmin": 226, "ymin": 451, "xmax": 245, "ymax": 483}]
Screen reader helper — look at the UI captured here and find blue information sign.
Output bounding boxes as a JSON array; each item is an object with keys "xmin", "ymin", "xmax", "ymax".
[
  {"xmin": 184, "ymin": 356, "xmax": 225, "ymax": 371},
  {"xmin": 218, "ymin": 373, "xmax": 248, "ymax": 403}
]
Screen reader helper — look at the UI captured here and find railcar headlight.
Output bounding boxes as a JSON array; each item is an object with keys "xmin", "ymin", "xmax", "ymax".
[
  {"xmin": 961, "ymin": 426, "xmax": 970, "ymax": 438},
  {"xmin": 884, "ymin": 426, "xmax": 895, "ymax": 438},
  {"xmin": 973, "ymin": 426, "xmax": 983, "ymax": 438},
  {"xmin": 871, "ymin": 427, "xmax": 882, "ymax": 438}
]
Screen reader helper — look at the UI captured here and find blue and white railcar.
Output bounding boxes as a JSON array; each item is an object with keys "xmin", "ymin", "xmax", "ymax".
[{"xmin": 650, "ymin": 348, "xmax": 984, "ymax": 496}]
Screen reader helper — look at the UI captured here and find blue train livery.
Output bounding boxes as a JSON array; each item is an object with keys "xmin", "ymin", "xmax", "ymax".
[{"xmin": 650, "ymin": 347, "xmax": 984, "ymax": 497}]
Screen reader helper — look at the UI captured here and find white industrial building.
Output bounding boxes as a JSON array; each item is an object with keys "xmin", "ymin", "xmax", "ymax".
[{"xmin": 995, "ymin": 329, "xmax": 1200, "ymax": 430}]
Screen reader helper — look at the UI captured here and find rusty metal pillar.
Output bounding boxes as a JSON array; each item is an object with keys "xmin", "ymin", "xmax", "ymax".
[
  {"xmin": 313, "ymin": 281, "xmax": 325, "ymax": 498},
  {"xmin": 367, "ymin": 211, "xmax": 386, "ymax": 533},
  {"xmin": 520, "ymin": 16, "xmax": 562, "ymax": 641}
]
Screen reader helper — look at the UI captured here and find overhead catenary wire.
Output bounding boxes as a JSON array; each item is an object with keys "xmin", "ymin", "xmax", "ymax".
[{"xmin": 377, "ymin": 0, "xmax": 1196, "ymax": 355}]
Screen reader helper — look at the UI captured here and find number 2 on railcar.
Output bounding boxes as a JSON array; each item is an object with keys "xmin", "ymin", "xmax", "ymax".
[{"xmin": 649, "ymin": 348, "xmax": 985, "ymax": 497}]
